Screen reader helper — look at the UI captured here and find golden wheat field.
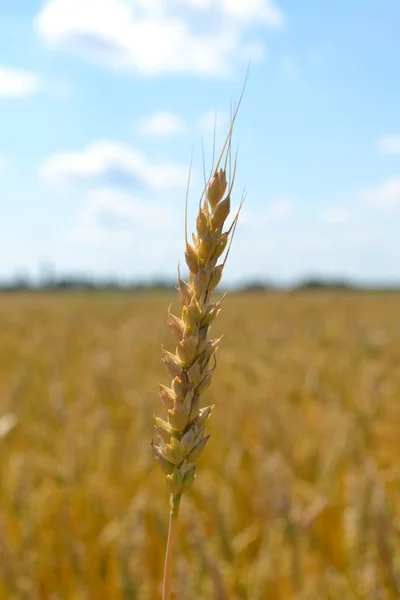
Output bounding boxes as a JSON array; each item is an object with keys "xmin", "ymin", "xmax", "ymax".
[{"xmin": 0, "ymin": 291, "xmax": 399, "ymax": 600}]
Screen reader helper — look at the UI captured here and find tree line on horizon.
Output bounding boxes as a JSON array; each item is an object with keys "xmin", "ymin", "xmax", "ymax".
[{"xmin": 0, "ymin": 273, "xmax": 398, "ymax": 293}]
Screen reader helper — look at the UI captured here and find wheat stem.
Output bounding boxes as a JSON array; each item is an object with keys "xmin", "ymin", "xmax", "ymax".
[{"xmin": 162, "ymin": 504, "xmax": 179, "ymax": 600}]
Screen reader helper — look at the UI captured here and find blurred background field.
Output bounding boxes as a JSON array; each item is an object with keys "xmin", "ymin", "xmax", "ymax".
[{"xmin": 0, "ymin": 291, "xmax": 399, "ymax": 600}]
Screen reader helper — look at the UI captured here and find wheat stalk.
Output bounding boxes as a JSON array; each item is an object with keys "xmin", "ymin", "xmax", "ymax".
[{"xmin": 152, "ymin": 82, "xmax": 246, "ymax": 600}]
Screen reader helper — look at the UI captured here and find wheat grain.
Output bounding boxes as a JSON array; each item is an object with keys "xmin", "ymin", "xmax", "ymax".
[{"xmin": 152, "ymin": 88, "xmax": 245, "ymax": 599}]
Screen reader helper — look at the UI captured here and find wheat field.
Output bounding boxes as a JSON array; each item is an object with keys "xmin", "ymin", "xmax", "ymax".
[{"xmin": 0, "ymin": 291, "xmax": 399, "ymax": 599}]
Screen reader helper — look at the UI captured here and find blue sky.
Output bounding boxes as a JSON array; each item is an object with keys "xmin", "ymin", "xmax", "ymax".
[{"xmin": 1, "ymin": 0, "xmax": 400, "ymax": 285}]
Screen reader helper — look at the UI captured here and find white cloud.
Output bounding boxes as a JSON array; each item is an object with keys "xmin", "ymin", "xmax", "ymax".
[
  {"xmin": 68, "ymin": 187, "xmax": 178, "ymax": 245},
  {"xmin": 35, "ymin": 0, "xmax": 283, "ymax": 76},
  {"xmin": 56, "ymin": 186, "xmax": 184, "ymax": 279},
  {"xmin": 0, "ymin": 229, "xmax": 38, "ymax": 276},
  {"xmin": 40, "ymin": 141, "xmax": 190, "ymax": 189},
  {"xmin": 138, "ymin": 111, "xmax": 185, "ymax": 136},
  {"xmin": 0, "ymin": 66, "xmax": 40, "ymax": 98},
  {"xmin": 358, "ymin": 177, "xmax": 400, "ymax": 211},
  {"xmin": 228, "ymin": 214, "xmax": 400, "ymax": 286},
  {"xmin": 177, "ymin": 0, "xmax": 284, "ymax": 25},
  {"xmin": 378, "ymin": 135, "xmax": 400, "ymax": 154},
  {"xmin": 321, "ymin": 206, "xmax": 353, "ymax": 225},
  {"xmin": 177, "ymin": 0, "xmax": 214, "ymax": 8},
  {"xmin": 220, "ymin": 0, "xmax": 284, "ymax": 26}
]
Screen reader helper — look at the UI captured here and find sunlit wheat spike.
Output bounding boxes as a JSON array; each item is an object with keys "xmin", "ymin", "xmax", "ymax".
[
  {"xmin": 152, "ymin": 76, "xmax": 246, "ymax": 599},
  {"xmin": 152, "ymin": 130, "xmax": 241, "ymax": 511}
]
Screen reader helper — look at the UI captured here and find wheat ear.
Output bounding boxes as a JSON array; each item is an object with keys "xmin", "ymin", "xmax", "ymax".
[{"xmin": 152, "ymin": 84, "xmax": 246, "ymax": 600}]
